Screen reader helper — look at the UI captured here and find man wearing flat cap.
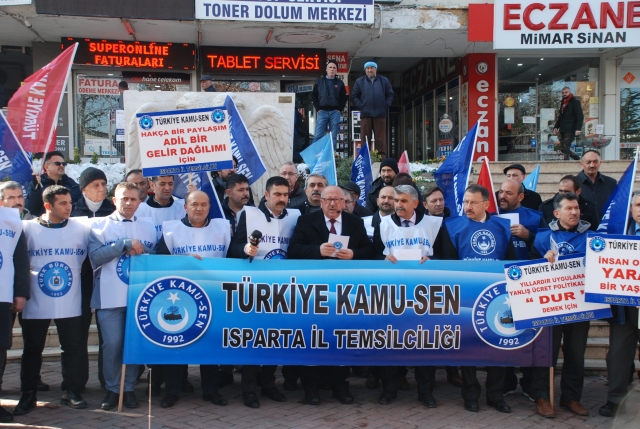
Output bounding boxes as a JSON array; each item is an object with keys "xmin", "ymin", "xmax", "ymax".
[
  {"xmin": 200, "ymin": 75, "xmax": 217, "ymax": 92},
  {"xmin": 497, "ymin": 164, "xmax": 542, "ymax": 211},
  {"xmin": 340, "ymin": 181, "xmax": 374, "ymax": 218},
  {"xmin": 312, "ymin": 59, "xmax": 347, "ymax": 146},
  {"xmin": 352, "ymin": 61, "xmax": 394, "ymax": 157}
]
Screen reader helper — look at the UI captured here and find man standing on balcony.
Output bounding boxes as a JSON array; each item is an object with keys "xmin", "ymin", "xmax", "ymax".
[{"xmin": 312, "ymin": 60, "xmax": 347, "ymax": 146}]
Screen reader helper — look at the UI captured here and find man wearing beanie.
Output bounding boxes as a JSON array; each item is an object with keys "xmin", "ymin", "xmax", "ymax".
[
  {"xmin": 71, "ymin": 166, "xmax": 115, "ymax": 391},
  {"xmin": 312, "ymin": 59, "xmax": 347, "ymax": 145},
  {"xmin": 352, "ymin": 61, "xmax": 394, "ymax": 156},
  {"xmin": 365, "ymin": 158, "xmax": 398, "ymax": 212}
]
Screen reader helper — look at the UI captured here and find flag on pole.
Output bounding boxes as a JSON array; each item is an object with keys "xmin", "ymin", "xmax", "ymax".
[
  {"xmin": 301, "ymin": 133, "xmax": 337, "ymax": 185},
  {"xmin": 434, "ymin": 122, "xmax": 479, "ymax": 216},
  {"xmin": 398, "ymin": 150, "xmax": 410, "ymax": 174},
  {"xmin": 476, "ymin": 157, "xmax": 499, "ymax": 214},
  {"xmin": 7, "ymin": 43, "xmax": 77, "ymax": 155},
  {"xmin": 200, "ymin": 173, "xmax": 225, "ymax": 220},
  {"xmin": 597, "ymin": 158, "xmax": 637, "ymax": 234},
  {"xmin": 523, "ymin": 164, "xmax": 541, "ymax": 192},
  {"xmin": 0, "ymin": 111, "xmax": 33, "ymax": 192},
  {"xmin": 350, "ymin": 143, "xmax": 373, "ymax": 206},
  {"xmin": 224, "ymin": 96, "xmax": 266, "ymax": 186}
]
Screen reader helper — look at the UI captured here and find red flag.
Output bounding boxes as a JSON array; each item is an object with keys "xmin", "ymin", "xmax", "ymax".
[
  {"xmin": 7, "ymin": 43, "xmax": 77, "ymax": 154},
  {"xmin": 398, "ymin": 150, "xmax": 410, "ymax": 174},
  {"xmin": 476, "ymin": 157, "xmax": 498, "ymax": 214}
]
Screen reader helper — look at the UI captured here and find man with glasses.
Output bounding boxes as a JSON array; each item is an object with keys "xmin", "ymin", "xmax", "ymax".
[
  {"xmin": 538, "ymin": 175, "xmax": 599, "ymax": 230},
  {"xmin": 25, "ymin": 151, "xmax": 81, "ymax": 217},
  {"xmin": 124, "ymin": 169, "xmax": 150, "ymax": 203},
  {"xmin": 303, "ymin": 173, "xmax": 328, "ymax": 214},
  {"xmin": 279, "ymin": 161, "xmax": 307, "ymax": 210},
  {"xmin": 434, "ymin": 184, "xmax": 515, "ymax": 414},
  {"xmin": 289, "ymin": 186, "xmax": 373, "ymax": 405},
  {"xmin": 340, "ymin": 182, "xmax": 373, "ymax": 218}
]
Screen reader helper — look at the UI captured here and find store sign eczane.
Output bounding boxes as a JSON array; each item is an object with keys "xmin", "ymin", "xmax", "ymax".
[{"xmin": 494, "ymin": 1, "xmax": 640, "ymax": 49}]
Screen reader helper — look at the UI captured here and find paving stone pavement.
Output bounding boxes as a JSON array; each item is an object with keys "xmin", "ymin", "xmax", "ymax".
[{"xmin": 0, "ymin": 362, "xmax": 638, "ymax": 429}]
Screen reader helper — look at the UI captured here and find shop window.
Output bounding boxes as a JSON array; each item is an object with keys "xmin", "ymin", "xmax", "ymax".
[
  {"xmin": 498, "ymin": 57, "xmax": 599, "ymax": 161},
  {"xmin": 212, "ymin": 80, "xmax": 278, "ymax": 92},
  {"xmin": 404, "ymin": 102, "xmax": 413, "ymax": 158},
  {"xmin": 620, "ymin": 68, "xmax": 640, "ymax": 160},
  {"xmin": 413, "ymin": 98, "xmax": 422, "ymax": 161},
  {"xmin": 424, "ymin": 93, "xmax": 435, "ymax": 160}
]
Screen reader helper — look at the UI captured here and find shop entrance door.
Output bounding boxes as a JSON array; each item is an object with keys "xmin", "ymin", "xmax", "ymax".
[{"xmin": 498, "ymin": 81, "xmax": 540, "ymax": 161}]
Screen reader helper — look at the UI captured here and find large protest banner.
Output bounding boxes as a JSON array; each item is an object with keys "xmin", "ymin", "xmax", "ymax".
[
  {"xmin": 124, "ymin": 257, "xmax": 552, "ymax": 366},
  {"xmin": 136, "ymin": 106, "xmax": 234, "ymax": 177},
  {"xmin": 585, "ymin": 233, "xmax": 640, "ymax": 306},
  {"xmin": 505, "ymin": 255, "xmax": 611, "ymax": 330}
]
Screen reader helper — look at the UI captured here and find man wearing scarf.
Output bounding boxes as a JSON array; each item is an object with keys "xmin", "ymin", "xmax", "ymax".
[{"xmin": 553, "ymin": 87, "xmax": 583, "ymax": 161}]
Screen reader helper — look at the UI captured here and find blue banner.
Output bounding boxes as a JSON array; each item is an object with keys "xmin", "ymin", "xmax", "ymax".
[
  {"xmin": 350, "ymin": 143, "xmax": 373, "ymax": 207},
  {"xmin": 301, "ymin": 133, "xmax": 337, "ymax": 185},
  {"xmin": 597, "ymin": 158, "xmax": 636, "ymax": 234},
  {"xmin": 124, "ymin": 257, "xmax": 552, "ymax": 366},
  {"xmin": 0, "ymin": 111, "xmax": 33, "ymax": 194},
  {"xmin": 434, "ymin": 123, "xmax": 478, "ymax": 217},
  {"xmin": 224, "ymin": 96, "xmax": 267, "ymax": 186},
  {"xmin": 172, "ymin": 172, "xmax": 224, "ymax": 219},
  {"xmin": 523, "ymin": 164, "xmax": 540, "ymax": 192}
]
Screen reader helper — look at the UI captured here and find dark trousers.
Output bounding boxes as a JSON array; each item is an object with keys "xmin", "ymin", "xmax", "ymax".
[
  {"xmin": 282, "ymin": 365, "xmax": 300, "ymax": 382},
  {"xmin": 461, "ymin": 366, "xmax": 505, "ymax": 403},
  {"xmin": 162, "ymin": 364, "xmax": 187, "ymax": 396},
  {"xmin": 531, "ymin": 321, "xmax": 590, "ymax": 402},
  {"xmin": 20, "ymin": 315, "xmax": 84, "ymax": 392},
  {"xmin": 607, "ymin": 321, "xmax": 640, "ymax": 404},
  {"xmin": 200, "ymin": 365, "xmax": 223, "ymax": 395},
  {"xmin": 415, "ymin": 366, "xmax": 436, "ymax": 394},
  {"xmin": 558, "ymin": 132, "xmax": 580, "ymax": 160},
  {"xmin": 379, "ymin": 366, "xmax": 401, "ymax": 396},
  {"xmin": 300, "ymin": 366, "xmax": 350, "ymax": 394},
  {"xmin": 79, "ymin": 259, "xmax": 93, "ymax": 389},
  {"xmin": 241, "ymin": 365, "xmax": 277, "ymax": 393},
  {"xmin": 360, "ymin": 117, "xmax": 387, "ymax": 156},
  {"xmin": 0, "ymin": 303, "xmax": 13, "ymax": 390}
]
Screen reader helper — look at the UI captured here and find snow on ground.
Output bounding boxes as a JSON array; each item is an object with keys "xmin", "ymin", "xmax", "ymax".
[{"xmin": 34, "ymin": 160, "xmax": 126, "ymax": 191}]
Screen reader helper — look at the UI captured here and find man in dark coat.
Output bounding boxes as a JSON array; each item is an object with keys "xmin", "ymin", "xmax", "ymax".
[
  {"xmin": 25, "ymin": 151, "xmax": 81, "ymax": 217},
  {"xmin": 340, "ymin": 181, "xmax": 374, "ymax": 218},
  {"xmin": 577, "ymin": 150, "xmax": 617, "ymax": 221},
  {"xmin": 539, "ymin": 174, "xmax": 599, "ymax": 230},
  {"xmin": 351, "ymin": 61, "xmax": 394, "ymax": 155},
  {"xmin": 365, "ymin": 158, "xmax": 398, "ymax": 212},
  {"xmin": 288, "ymin": 186, "xmax": 373, "ymax": 405},
  {"xmin": 554, "ymin": 87, "xmax": 583, "ymax": 160},
  {"xmin": 497, "ymin": 164, "xmax": 542, "ymax": 211},
  {"xmin": 200, "ymin": 75, "xmax": 216, "ymax": 92},
  {"xmin": 312, "ymin": 60, "xmax": 347, "ymax": 145}
]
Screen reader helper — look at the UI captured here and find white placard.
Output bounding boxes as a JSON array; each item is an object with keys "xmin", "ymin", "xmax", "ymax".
[
  {"xmin": 328, "ymin": 233, "xmax": 350, "ymax": 257},
  {"xmin": 522, "ymin": 116, "xmax": 536, "ymax": 124},
  {"xmin": 595, "ymin": 124, "xmax": 604, "ymax": 134},
  {"xmin": 584, "ymin": 234, "xmax": 640, "ymax": 306},
  {"xmin": 392, "ymin": 249, "xmax": 422, "ymax": 261},
  {"xmin": 504, "ymin": 107, "xmax": 514, "ymax": 124},
  {"xmin": 136, "ymin": 107, "xmax": 233, "ymax": 176},
  {"xmin": 499, "ymin": 213, "xmax": 519, "ymax": 227},
  {"xmin": 505, "ymin": 255, "xmax": 611, "ymax": 329}
]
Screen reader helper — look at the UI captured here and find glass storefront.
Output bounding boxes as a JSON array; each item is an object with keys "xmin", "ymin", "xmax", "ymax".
[
  {"xmin": 497, "ymin": 57, "xmax": 600, "ymax": 161},
  {"xmin": 619, "ymin": 67, "xmax": 640, "ymax": 160}
]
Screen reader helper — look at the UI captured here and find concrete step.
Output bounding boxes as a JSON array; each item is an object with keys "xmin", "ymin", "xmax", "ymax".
[
  {"xmin": 12, "ymin": 325, "xmax": 99, "ymax": 349},
  {"xmin": 559, "ymin": 337, "xmax": 610, "ymax": 361},
  {"xmin": 557, "ymin": 358, "xmax": 640, "ymax": 377},
  {"xmin": 588, "ymin": 321, "xmax": 610, "ymax": 338},
  {"xmin": 7, "ymin": 345, "xmax": 99, "ymax": 363}
]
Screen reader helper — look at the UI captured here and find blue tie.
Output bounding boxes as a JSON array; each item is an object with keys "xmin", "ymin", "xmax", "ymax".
[{"xmin": 403, "ymin": 220, "xmax": 411, "ymax": 228}]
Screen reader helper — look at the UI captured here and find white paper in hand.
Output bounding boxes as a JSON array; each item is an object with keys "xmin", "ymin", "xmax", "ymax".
[
  {"xmin": 328, "ymin": 233, "xmax": 350, "ymax": 257},
  {"xmin": 392, "ymin": 248, "xmax": 422, "ymax": 261},
  {"xmin": 499, "ymin": 213, "xmax": 520, "ymax": 227}
]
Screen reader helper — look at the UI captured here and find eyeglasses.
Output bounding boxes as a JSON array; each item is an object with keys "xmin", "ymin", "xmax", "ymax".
[
  {"xmin": 47, "ymin": 161, "xmax": 67, "ymax": 167},
  {"xmin": 321, "ymin": 198, "xmax": 344, "ymax": 203},
  {"xmin": 345, "ymin": 200, "xmax": 355, "ymax": 204},
  {"xmin": 280, "ymin": 172, "xmax": 298, "ymax": 177},
  {"xmin": 463, "ymin": 200, "xmax": 486, "ymax": 206}
]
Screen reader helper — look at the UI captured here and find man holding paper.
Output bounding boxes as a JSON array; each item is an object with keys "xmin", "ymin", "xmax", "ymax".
[
  {"xmin": 599, "ymin": 191, "xmax": 640, "ymax": 417},
  {"xmin": 289, "ymin": 185, "xmax": 373, "ymax": 405},
  {"xmin": 372, "ymin": 184, "xmax": 442, "ymax": 407},
  {"xmin": 529, "ymin": 193, "xmax": 591, "ymax": 418}
]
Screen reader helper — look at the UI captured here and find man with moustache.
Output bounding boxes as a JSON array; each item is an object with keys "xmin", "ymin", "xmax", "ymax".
[
  {"xmin": 577, "ymin": 150, "xmax": 617, "ymax": 221},
  {"xmin": 222, "ymin": 174, "xmax": 252, "ymax": 236},
  {"xmin": 499, "ymin": 164, "xmax": 543, "ymax": 211},
  {"xmin": 155, "ymin": 190, "xmax": 232, "ymax": 409},
  {"xmin": 25, "ymin": 151, "xmax": 81, "ymax": 217},
  {"xmin": 0, "ymin": 181, "xmax": 34, "ymax": 220},
  {"xmin": 365, "ymin": 158, "xmax": 398, "ymax": 212},
  {"xmin": 529, "ymin": 193, "xmax": 591, "ymax": 418},
  {"xmin": 228, "ymin": 176, "xmax": 300, "ymax": 408},
  {"xmin": 136, "ymin": 176, "xmax": 186, "ymax": 241},
  {"xmin": 434, "ymin": 184, "xmax": 515, "ymax": 414},
  {"xmin": 302, "ymin": 174, "xmax": 327, "ymax": 214},
  {"xmin": 372, "ymin": 185, "xmax": 442, "ymax": 407},
  {"xmin": 289, "ymin": 186, "xmax": 373, "ymax": 405},
  {"xmin": 88, "ymin": 182, "xmax": 156, "ymax": 410}
]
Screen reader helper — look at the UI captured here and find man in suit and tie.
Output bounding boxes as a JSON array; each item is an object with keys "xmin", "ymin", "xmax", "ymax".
[{"xmin": 288, "ymin": 185, "xmax": 374, "ymax": 405}]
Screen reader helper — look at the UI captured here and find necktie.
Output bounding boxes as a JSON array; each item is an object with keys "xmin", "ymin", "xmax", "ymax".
[
  {"xmin": 403, "ymin": 220, "xmax": 411, "ymax": 228},
  {"xmin": 123, "ymin": 219, "xmax": 132, "ymax": 222},
  {"xmin": 330, "ymin": 219, "xmax": 337, "ymax": 234}
]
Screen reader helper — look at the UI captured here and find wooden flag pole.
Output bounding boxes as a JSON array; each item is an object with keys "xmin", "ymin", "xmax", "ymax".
[
  {"xmin": 117, "ymin": 364, "xmax": 126, "ymax": 412},
  {"xmin": 549, "ymin": 366, "xmax": 555, "ymax": 410}
]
